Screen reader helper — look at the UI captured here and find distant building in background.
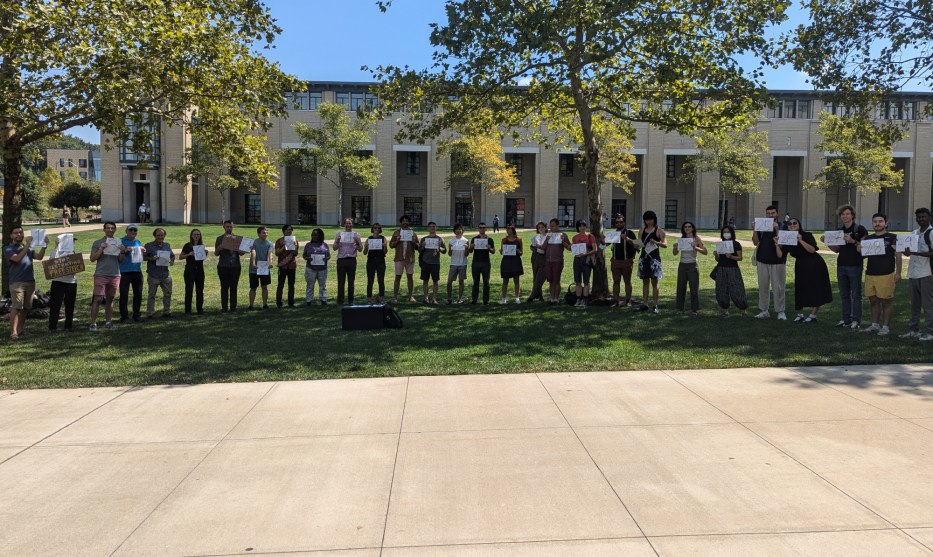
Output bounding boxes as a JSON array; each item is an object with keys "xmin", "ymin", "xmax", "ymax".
[{"xmin": 46, "ymin": 148, "xmax": 99, "ymax": 182}]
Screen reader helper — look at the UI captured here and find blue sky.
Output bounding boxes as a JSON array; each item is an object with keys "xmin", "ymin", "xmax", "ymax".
[{"xmin": 69, "ymin": 0, "xmax": 820, "ymax": 144}]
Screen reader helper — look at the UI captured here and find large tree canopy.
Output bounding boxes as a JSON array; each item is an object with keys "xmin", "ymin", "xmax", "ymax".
[
  {"xmin": 372, "ymin": 0, "xmax": 788, "ymax": 297},
  {"xmin": 0, "ymin": 0, "xmax": 294, "ymax": 292},
  {"xmin": 794, "ymin": 0, "xmax": 933, "ymax": 98}
]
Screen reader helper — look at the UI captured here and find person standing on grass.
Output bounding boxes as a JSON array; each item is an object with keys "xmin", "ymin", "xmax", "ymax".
[
  {"xmin": 610, "ymin": 214, "xmax": 638, "ymax": 307},
  {"xmin": 469, "ymin": 222, "xmax": 496, "ymax": 304},
  {"xmin": 672, "ymin": 221, "xmax": 707, "ymax": 315},
  {"xmin": 89, "ymin": 221, "xmax": 127, "ymax": 331},
  {"xmin": 571, "ymin": 220, "xmax": 598, "ymax": 308},
  {"xmin": 214, "ymin": 220, "xmax": 243, "ymax": 312},
  {"xmin": 543, "ymin": 218, "xmax": 571, "ymax": 304},
  {"xmin": 499, "ymin": 224, "xmax": 524, "ymax": 304},
  {"xmin": 446, "ymin": 224, "xmax": 469, "ymax": 304},
  {"xmin": 823, "ymin": 204, "xmax": 868, "ymax": 329},
  {"xmin": 390, "ymin": 215, "xmax": 419, "ymax": 303},
  {"xmin": 333, "ymin": 217, "xmax": 363, "ymax": 305},
  {"xmin": 61, "ymin": 205, "xmax": 71, "ymax": 227},
  {"xmin": 418, "ymin": 221, "xmax": 446, "ymax": 304},
  {"xmin": 179, "ymin": 229, "xmax": 205, "ymax": 314},
  {"xmin": 493, "ymin": 214, "xmax": 500, "ymax": 233},
  {"xmin": 775, "ymin": 218, "xmax": 832, "ymax": 323},
  {"xmin": 144, "ymin": 227, "xmax": 174, "ymax": 318},
  {"xmin": 48, "ymin": 234, "xmax": 77, "ymax": 332},
  {"xmin": 118, "ymin": 224, "xmax": 145, "ymax": 323},
  {"xmin": 637, "ymin": 210, "xmax": 667, "ymax": 313},
  {"xmin": 857, "ymin": 213, "xmax": 901, "ymax": 336},
  {"xmin": 901, "ymin": 207, "xmax": 933, "ymax": 341},
  {"xmin": 248, "ymin": 226, "xmax": 273, "ymax": 310},
  {"xmin": 303, "ymin": 228, "xmax": 330, "ymax": 305},
  {"xmin": 364, "ymin": 223, "xmax": 387, "ymax": 304},
  {"xmin": 4, "ymin": 226, "xmax": 46, "ymax": 340},
  {"xmin": 752, "ymin": 205, "xmax": 788, "ymax": 321},
  {"xmin": 274, "ymin": 224, "xmax": 299, "ymax": 308},
  {"xmin": 712, "ymin": 225, "xmax": 748, "ymax": 317},
  {"xmin": 527, "ymin": 221, "xmax": 548, "ymax": 303}
]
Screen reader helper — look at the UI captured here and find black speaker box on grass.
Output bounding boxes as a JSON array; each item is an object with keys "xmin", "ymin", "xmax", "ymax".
[{"xmin": 341, "ymin": 304, "xmax": 403, "ymax": 331}]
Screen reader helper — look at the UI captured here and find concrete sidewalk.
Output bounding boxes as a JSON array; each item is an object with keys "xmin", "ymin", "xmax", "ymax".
[{"xmin": 2, "ymin": 365, "xmax": 932, "ymax": 556}]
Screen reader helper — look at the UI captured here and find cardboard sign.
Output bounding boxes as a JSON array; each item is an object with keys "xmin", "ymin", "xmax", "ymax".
[
  {"xmin": 42, "ymin": 253, "xmax": 85, "ymax": 280},
  {"xmin": 220, "ymin": 234, "xmax": 242, "ymax": 252}
]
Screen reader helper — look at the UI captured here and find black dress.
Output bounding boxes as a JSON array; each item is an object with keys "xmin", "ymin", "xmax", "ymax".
[{"xmin": 786, "ymin": 231, "xmax": 833, "ymax": 310}]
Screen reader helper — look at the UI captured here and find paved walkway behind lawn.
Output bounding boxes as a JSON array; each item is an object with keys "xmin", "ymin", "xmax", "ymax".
[{"xmin": 2, "ymin": 364, "xmax": 933, "ymax": 556}]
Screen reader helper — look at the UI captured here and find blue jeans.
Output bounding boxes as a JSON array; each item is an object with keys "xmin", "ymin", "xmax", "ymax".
[{"xmin": 837, "ymin": 265, "xmax": 863, "ymax": 324}]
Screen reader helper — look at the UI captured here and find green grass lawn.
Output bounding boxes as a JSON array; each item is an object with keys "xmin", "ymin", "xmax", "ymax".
[{"xmin": 3, "ymin": 225, "xmax": 930, "ymax": 389}]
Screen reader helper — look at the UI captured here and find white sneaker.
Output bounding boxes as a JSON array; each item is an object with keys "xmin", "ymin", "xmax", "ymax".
[
  {"xmin": 918, "ymin": 334, "xmax": 933, "ymax": 341},
  {"xmin": 861, "ymin": 323, "xmax": 880, "ymax": 333},
  {"xmin": 755, "ymin": 311, "xmax": 770, "ymax": 319},
  {"xmin": 777, "ymin": 312, "xmax": 787, "ymax": 321},
  {"xmin": 499, "ymin": 298, "xmax": 508, "ymax": 305},
  {"xmin": 900, "ymin": 331, "xmax": 920, "ymax": 339},
  {"xmin": 850, "ymin": 321, "xmax": 860, "ymax": 329},
  {"xmin": 835, "ymin": 320, "xmax": 848, "ymax": 327},
  {"xmin": 514, "ymin": 298, "xmax": 522, "ymax": 304},
  {"xmin": 88, "ymin": 323, "xmax": 98, "ymax": 332},
  {"xmin": 653, "ymin": 307, "xmax": 661, "ymax": 314},
  {"xmin": 878, "ymin": 326, "xmax": 890, "ymax": 336}
]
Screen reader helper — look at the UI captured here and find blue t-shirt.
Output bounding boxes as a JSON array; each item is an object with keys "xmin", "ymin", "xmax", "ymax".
[
  {"xmin": 250, "ymin": 239, "xmax": 273, "ymax": 275},
  {"xmin": 119, "ymin": 237, "xmax": 143, "ymax": 273},
  {"xmin": 3, "ymin": 244, "xmax": 35, "ymax": 283}
]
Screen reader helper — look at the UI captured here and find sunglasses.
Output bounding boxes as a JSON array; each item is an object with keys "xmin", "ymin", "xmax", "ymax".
[{"xmin": 788, "ymin": 222, "xmax": 800, "ymax": 226}]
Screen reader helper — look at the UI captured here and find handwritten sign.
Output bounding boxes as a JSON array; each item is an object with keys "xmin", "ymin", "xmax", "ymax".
[
  {"xmin": 860, "ymin": 238, "xmax": 885, "ymax": 257},
  {"xmin": 193, "ymin": 245, "xmax": 207, "ymax": 261},
  {"xmin": 399, "ymin": 229, "xmax": 413, "ymax": 242},
  {"xmin": 284, "ymin": 236, "xmax": 297, "ymax": 251},
  {"xmin": 896, "ymin": 234, "xmax": 918, "ymax": 253},
  {"xmin": 823, "ymin": 231, "xmax": 845, "ymax": 246},
  {"xmin": 677, "ymin": 238, "xmax": 694, "ymax": 252},
  {"xmin": 605, "ymin": 231, "xmax": 621, "ymax": 244},
  {"xmin": 239, "ymin": 237, "xmax": 254, "ymax": 253},
  {"xmin": 716, "ymin": 241, "xmax": 734, "ymax": 255},
  {"xmin": 103, "ymin": 238, "xmax": 121, "ymax": 256},
  {"xmin": 449, "ymin": 238, "xmax": 467, "ymax": 251},
  {"xmin": 474, "ymin": 238, "xmax": 488, "ymax": 250},
  {"xmin": 31, "ymin": 228, "xmax": 47, "ymax": 248},
  {"xmin": 340, "ymin": 232, "xmax": 355, "ymax": 244},
  {"xmin": 502, "ymin": 244, "xmax": 517, "ymax": 256},
  {"xmin": 547, "ymin": 233, "xmax": 563, "ymax": 244},
  {"xmin": 311, "ymin": 254, "xmax": 325, "ymax": 266},
  {"xmin": 57, "ymin": 234, "xmax": 74, "ymax": 253},
  {"xmin": 256, "ymin": 261, "xmax": 270, "ymax": 276},
  {"xmin": 778, "ymin": 230, "xmax": 798, "ymax": 246},
  {"xmin": 643, "ymin": 241, "xmax": 658, "ymax": 255},
  {"xmin": 42, "ymin": 253, "xmax": 85, "ymax": 280},
  {"xmin": 754, "ymin": 218, "xmax": 775, "ymax": 232},
  {"xmin": 424, "ymin": 237, "xmax": 439, "ymax": 250},
  {"xmin": 220, "ymin": 234, "xmax": 242, "ymax": 252},
  {"xmin": 368, "ymin": 238, "xmax": 383, "ymax": 251},
  {"xmin": 571, "ymin": 243, "xmax": 587, "ymax": 256},
  {"xmin": 130, "ymin": 246, "xmax": 143, "ymax": 264},
  {"xmin": 156, "ymin": 250, "xmax": 172, "ymax": 266}
]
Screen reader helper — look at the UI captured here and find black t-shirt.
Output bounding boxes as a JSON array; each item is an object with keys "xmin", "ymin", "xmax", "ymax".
[
  {"xmin": 367, "ymin": 235, "xmax": 386, "ymax": 262},
  {"xmin": 470, "ymin": 236, "xmax": 494, "ymax": 264},
  {"xmin": 611, "ymin": 229, "xmax": 638, "ymax": 261},
  {"xmin": 786, "ymin": 231, "xmax": 818, "ymax": 259},
  {"xmin": 181, "ymin": 242, "xmax": 204, "ymax": 269},
  {"xmin": 717, "ymin": 240, "xmax": 742, "ymax": 268},
  {"xmin": 865, "ymin": 232, "xmax": 897, "ymax": 276},
  {"xmin": 755, "ymin": 231, "xmax": 788, "ymax": 265},
  {"xmin": 215, "ymin": 235, "xmax": 242, "ymax": 268},
  {"xmin": 837, "ymin": 224, "xmax": 868, "ymax": 267}
]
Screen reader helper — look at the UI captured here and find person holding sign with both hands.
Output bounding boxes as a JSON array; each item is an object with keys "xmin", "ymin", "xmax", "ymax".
[
  {"xmin": 3, "ymin": 227, "xmax": 46, "ymax": 339},
  {"xmin": 364, "ymin": 223, "xmax": 387, "ymax": 304},
  {"xmin": 637, "ymin": 210, "xmax": 667, "ymax": 313},
  {"xmin": 333, "ymin": 218, "xmax": 363, "ymax": 305},
  {"xmin": 144, "ymin": 228, "xmax": 175, "ymax": 319},
  {"xmin": 499, "ymin": 225, "xmax": 524, "ymax": 304},
  {"xmin": 857, "ymin": 213, "xmax": 901, "ymax": 336},
  {"xmin": 179, "ymin": 229, "xmax": 206, "ymax": 314},
  {"xmin": 672, "ymin": 221, "xmax": 706, "ymax": 315},
  {"xmin": 418, "ymin": 222, "xmax": 446, "ymax": 304},
  {"xmin": 571, "ymin": 220, "xmax": 598, "ymax": 308},
  {"xmin": 248, "ymin": 226, "xmax": 273, "ymax": 310},
  {"xmin": 543, "ymin": 218, "xmax": 571, "ymax": 304},
  {"xmin": 712, "ymin": 225, "xmax": 748, "ymax": 317},
  {"xmin": 775, "ymin": 218, "xmax": 832, "ymax": 323},
  {"xmin": 274, "ymin": 225, "xmax": 299, "ymax": 308},
  {"xmin": 469, "ymin": 223, "xmax": 496, "ymax": 304}
]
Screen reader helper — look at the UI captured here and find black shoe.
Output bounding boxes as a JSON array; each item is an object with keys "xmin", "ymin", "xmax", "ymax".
[
  {"xmin": 306, "ymin": 301, "xmax": 312, "ymax": 307},
  {"xmin": 221, "ymin": 308, "xmax": 228, "ymax": 313},
  {"xmin": 247, "ymin": 305, "xmax": 254, "ymax": 310},
  {"xmin": 471, "ymin": 300, "xmax": 477, "ymax": 304},
  {"xmin": 132, "ymin": 315, "xmax": 141, "ymax": 322},
  {"xmin": 119, "ymin": 317, "xmax": 129, "ymax": 324},
  {"xmin": 320, "ymin": 300, "xmax": 327, "ymax": 306},
  {"xmin": 262, "ymin": 305, "xmax": 269, "ymax": 310},
  {"xmin": 230, "ymin": 307, "xmax": 237, "ymax": 312}
]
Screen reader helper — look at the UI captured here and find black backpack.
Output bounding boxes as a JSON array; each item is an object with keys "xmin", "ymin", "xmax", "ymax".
[{"xmin": 564, "ymin": 284, "xmax": 577, "ymax": 306}]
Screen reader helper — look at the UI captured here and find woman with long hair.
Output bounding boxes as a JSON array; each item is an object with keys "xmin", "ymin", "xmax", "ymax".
[
  {"xmin": 712, "ymin": 225, "xmax": 748, "ymax": 317},
  {"xmin": 179, "ymin": 228, "xmax": 205, "ymax": 314},
  {"xmin": 637, "ymin": 210, "xmax": 667, "ymax": 313},
  {"xmin": 672, "ymin": 221, "xmax": 707, "ymax": 315},
  {"xmin": 775, "ymin": 217, "xmax": 833, "ymax": 322}
]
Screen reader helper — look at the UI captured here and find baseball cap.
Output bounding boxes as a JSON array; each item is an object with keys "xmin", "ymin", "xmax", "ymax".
[{"xmin": 127, "ymin": 224, "xmax": 139, "ymax": 231}]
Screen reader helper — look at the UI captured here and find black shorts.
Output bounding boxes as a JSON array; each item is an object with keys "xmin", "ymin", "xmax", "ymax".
[
  {"xmin": 249, "ymin": 273, "xmax": 271, "ymax": 288},
  {"xmin": 420, "ymin": 263, "xmax": 440, "ymax": 282}
]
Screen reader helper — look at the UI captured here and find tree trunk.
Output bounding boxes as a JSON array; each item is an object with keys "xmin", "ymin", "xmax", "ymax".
[{"xmin": 2, "ymin": 142, "xmax": 24, "ymax": 296}]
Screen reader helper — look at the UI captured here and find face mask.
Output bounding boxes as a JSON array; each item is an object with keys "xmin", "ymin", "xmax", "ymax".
[{"xmin": 723, "ymin": 233, "xmax": 733, "ymax": 240}]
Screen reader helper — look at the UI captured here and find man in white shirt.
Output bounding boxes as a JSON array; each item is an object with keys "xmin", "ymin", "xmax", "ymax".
[
  {"xmin": 138, "ymin": 202, "xmax": 148, "ymax": 223},
  {"xmin": 446, "ymin": 224, "xmax": 469, "ymax": 304},
  {"xmin": 901, "ymin": 207, "xmax": 933, "ymax": 341}
]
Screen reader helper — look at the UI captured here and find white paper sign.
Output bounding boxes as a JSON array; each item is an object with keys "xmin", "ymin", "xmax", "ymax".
[
  {"xmin": 156, "ymin": 250, "xmax": 171, "ymax": 266},
  {"xmin": 256, "ymin": 261, "xmax": 270, "ymax": 276},
  {"xmin": 778, "ymin": 230, "xmax": 799, "ymax": 246},
  {"xmin": 896, "ymin": 234, "xmax": 919, "ymax": 253},
  {"xmin": 547, "ymin": 233, "xmax": 563, "ymax": 244},
  {"xmin": 130, "ymin": 246, "xmax": 143, "ymax": 264},
  {"xmin": 755, "ymin": 218, "xmax": 775, "ymax": 232},
  {"xmin": 57, "ymin": 233, "xmax": 74, "ymax": 253},
  {"xmin": 502, "ymin": 244, "xmax": 517, "ymax": 256},
  {"xmin": 104, "ymin": 238, "xmax": 122, "ymax": 256},
  {"xmin": 474, "ymin": 238, "xmax": 488, "ymax": 250},
  {"xmin": 677, "ymin": 238, "xmax": 694, "ymax": 251},
  {"xmin": 368, "ymin": 238, "xmax": 383, "ymax": 251},
  {"xmin": 31, "ymin": 228, "xmax": 47, "ymax": 247},
  {"xmin": 860, "ymin": 238, "xmax": 885, "ymax": 257},
  {"xmin": 643, "ymin": 241, "xmax": 658, "ymax": 255},
  {"xmin": 450, "ymin": 238, "xmax": 467, "ymax": 251},
  {"xmin": 605, "ymin": 231, "xmax": 621, "ymax": 244},
  {"xmin": 424, "ymin": 237, "xmax": 439, "ymax": 250},
  {"xmin": 239, "ymin": 237, "xmax": 254, "ymax": 253},
  {"xmin": 193, "ymin": 245, "xmax": 207, "ymax": 261},
  {"xmin": 716, "ymin": 241, "xmax": 734, "ymax": 255},
  {"xmin": 399, "ymin": 229, "xmax": 413, "ymax": 242},
  {"xmin": 311, "ymin": 254, "xmax": 325, "ymax": 266},
  {"xmin": 284, "ymin": 236, "xmax": 297, "ymax": 251},
  {"xmin": 340, "ymin": 232, "xmax": 355, "ymax": 244},
  {"xmin": 571, "ymin": 243, "xmax": 588, "ymax": 256},
  {"xmin": 823, "ymin": 230, "xmax": 845, "ymax": 246}
]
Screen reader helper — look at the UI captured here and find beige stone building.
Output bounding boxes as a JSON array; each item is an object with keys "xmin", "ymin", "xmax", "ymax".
[
  {"xmin": 47, "ymin": 149, "xmax": 100, "ymax": 182},
  {"xmin": 101, "ymin": 83, "xmax": 933, "ymax": 231}
]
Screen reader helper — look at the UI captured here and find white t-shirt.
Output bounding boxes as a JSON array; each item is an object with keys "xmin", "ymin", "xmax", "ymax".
[
  {"xmin": 906, "ymin": 227, "xmax": 932, "ymax": 279},
  {"xmin": 449, "ymin": 237, "xmax": 469, "ymax": 266}
]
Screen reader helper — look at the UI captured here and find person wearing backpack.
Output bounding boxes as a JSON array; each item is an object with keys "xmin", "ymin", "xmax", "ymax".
[{"xmin": 901, "ymin": 207, "xmax": 933, "ymax": 341}]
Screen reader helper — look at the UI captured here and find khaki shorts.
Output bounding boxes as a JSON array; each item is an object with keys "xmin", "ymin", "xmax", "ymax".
[
  {"xmin": 865, "ymin": 272, "xmax": 896, "ymax": 299},
  {"xmin": 394, "ymin": 260, "xmax": 414, "ymax": 276},
  {"xmin": 10, "ymin": 282, "xmax": 35, "ymax": 310}
]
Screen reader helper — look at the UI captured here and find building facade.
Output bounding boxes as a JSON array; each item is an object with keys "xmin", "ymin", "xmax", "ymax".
[
  {"xmin": 47, "ymin": 149, "xmax": 100, "ymax": 182},
  {"xmin": 101, "ymin": 84, "xmax": 933, "ymax": 231}
]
